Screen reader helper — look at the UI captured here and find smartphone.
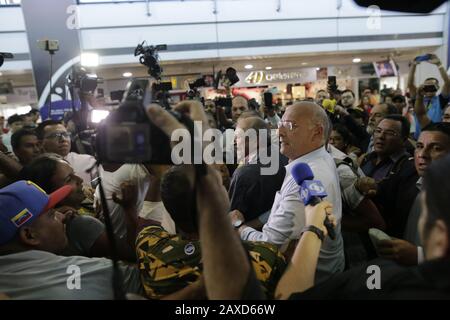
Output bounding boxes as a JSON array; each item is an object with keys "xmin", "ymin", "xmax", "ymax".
[
  {"xmin": 415, "ymin": 54, "xmax": 431, "ymax": 62},
  {"xmin": 423, "ymin": 84, "xmax": 438, "ymax": 93},
  {"xmin": 328, "ymin": 76, "xmax": 337, "ymax": 92},
  {"xmin": 264, "ymin": 92, "xmax": 273, "ymax": 108}
]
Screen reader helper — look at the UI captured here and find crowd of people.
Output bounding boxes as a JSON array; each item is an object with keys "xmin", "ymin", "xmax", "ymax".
[{"xmin": 1, "ymin": 54, "xmax": 450, "ymax": 300}]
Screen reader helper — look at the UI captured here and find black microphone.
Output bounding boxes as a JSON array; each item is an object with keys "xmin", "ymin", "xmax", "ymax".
[{"xmin": 291, "ymin": 162, "xmax": 336, "ymax": 240}]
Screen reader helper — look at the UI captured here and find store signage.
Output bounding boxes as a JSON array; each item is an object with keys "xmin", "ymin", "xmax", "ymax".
[
  {"xmin": 238, "ymin": 68, "xmax": 317, "ymax": 86},
  {"xmin": 245, "ymin": 71, "xmax": 307, "ymax": 84}
]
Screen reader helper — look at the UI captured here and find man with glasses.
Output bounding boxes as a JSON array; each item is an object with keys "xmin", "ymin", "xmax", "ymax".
[
  {"xmin": 361, "ymin": 115, "xmax": 419, "ymax": 238},
  {"xmin": 230, "ymin": 102, "xmax": 345, "ymax": 284},
  {"xmin": 365, "ymin": 103, "xmax": 399, "ymax": 152},
  {"xmin": 375, "ymin": 122, "xmax": 450, "ymax": 267},
  {"xmin": 36, "ymin": 120, "xmax": 96, "ymax": 185}
]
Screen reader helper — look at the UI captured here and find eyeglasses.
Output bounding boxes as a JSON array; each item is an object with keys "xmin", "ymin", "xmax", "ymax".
[
  {"xmin": 277, "ymin": 120, "xmax": 298, "ymax": 131},
  {"xmin": 373, "ymin": 128, "xmax": 400, "ymax": 137},
  {"xmin": 44, "ymin": 132, "xmax": 70, "ymax": 140}
]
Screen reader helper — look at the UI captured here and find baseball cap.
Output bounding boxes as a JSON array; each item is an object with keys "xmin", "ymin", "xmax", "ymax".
[{"xmin": 0, "ymin": 180, "xmax": 73, "ymax": 245}]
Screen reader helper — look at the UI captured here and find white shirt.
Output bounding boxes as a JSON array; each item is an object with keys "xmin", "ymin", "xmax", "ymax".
[
  {"xmin": 65, "ymin": 152, "xmax": 97, "ymax": 186},
  {"xmin": 139, "ymin": 201, "xmax": 176, "ymax": 235},
  {"xmin": 240, "ymin": 146, "xmax": 345, "ymax": 282},
  {"xmin": 328, "ymin": 145, "xmax": 365, "ymax": 210},
  {"xmin": 265, "ymin": 113, "xmax": 281, "ymax": 128},
  {"xmin": 1, "ymin": 131, "xmax": 12, "ymax": 152},
  {"xmin": 95, "ymin": 164, "xmax": 151, "ymax": 240},
  {"xmin": 0, "ymin": 250, "xmax": 142, "ymax": 299}
]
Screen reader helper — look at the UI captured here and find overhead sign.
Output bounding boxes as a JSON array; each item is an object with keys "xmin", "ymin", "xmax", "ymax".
[{"xmin": 237, "ymin": 68, "xmax": 318, "ymax": 86}]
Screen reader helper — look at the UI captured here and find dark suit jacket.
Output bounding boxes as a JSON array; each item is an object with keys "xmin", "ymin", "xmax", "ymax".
[{"xmin": 229, "ymin": 154, "xmax": 287, "ymax": 222}]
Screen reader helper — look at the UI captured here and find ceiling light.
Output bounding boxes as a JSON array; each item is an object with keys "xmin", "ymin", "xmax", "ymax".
[
  {"xmin": 352, "ymin": 58, "xmax": 361, "ymax": 63},
  {"xmin": 301, "ymin": 62, "xmax": 308, "ymax": 66},
  {"xmin": 80, "ymin": 52, "xmax": 99, "ymax": 67},
  {"xmin": 123, "ymin": 72, "xmax": 133, "ymax": 78},
  {"xmin": 265, "ymin": 66, "xmax": 272, "ymax": 70},
  {"xmin": 244, "ymin": 64, "xmax": 253, "ymax": 70}
]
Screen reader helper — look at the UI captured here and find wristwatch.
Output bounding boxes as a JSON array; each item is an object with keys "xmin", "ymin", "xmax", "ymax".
[
  {"xmin": 301, "ymin": 225, "xmax": 325, "ymax": 241},
  {"xmin": 233, "ymin": 219, "xmax": 244, "ymax": 229}
]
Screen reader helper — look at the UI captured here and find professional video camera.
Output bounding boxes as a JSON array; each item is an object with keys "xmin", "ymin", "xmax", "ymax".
[
  {"xmin": 213, "ymin": 67, "xmax": 239, "ymax": 89},
  {"xmin": 0, "ymin": 52, "xmax": 14, "ymax": 68},
  {"xmin": 67, "ymin": 65, "xmax": 101, "ymax": 94},
  {"xmin": 95, "ymin": 43, "xmax": 195, "ymax": 164},
  {"xmin": 187, "ymin": 78, "xmax": 206, "ymax": 100},
  {"xmin": 135, "ymin": 41, "xmax": 167, "ymax": 80}
]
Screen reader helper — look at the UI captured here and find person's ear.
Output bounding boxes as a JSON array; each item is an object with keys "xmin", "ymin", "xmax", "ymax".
[
  {"xmin": 18, "ymin": 226, "xmax": 40, "ymax": 247},
  {"xmin": 426, "ymin": 219, "xmax": 449, "ymax": 259},
  {"xmin": 313, "ymin": 124, "xmax": 324, "ymax": 142}
]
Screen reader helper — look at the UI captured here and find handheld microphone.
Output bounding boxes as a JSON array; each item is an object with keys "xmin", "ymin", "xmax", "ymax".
[{"xmin": 291, "ymin": 162, "xmax": 336, "ymax": 240}]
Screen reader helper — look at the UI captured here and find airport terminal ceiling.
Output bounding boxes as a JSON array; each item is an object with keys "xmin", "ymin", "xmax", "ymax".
[{"xmin": 0, "ymin": 47, "xmax": 440, "ymax": 86}]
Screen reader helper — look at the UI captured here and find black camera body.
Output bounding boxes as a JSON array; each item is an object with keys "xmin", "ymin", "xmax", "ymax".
[
  {"xmin": 213, "ymin": 67, "xmax": 239, "ymax": 89},
  {"xmin": 423, "ymin": 84, "xmax": 438, "ymax": 93},
  {"xmin": 328, "ymin": 76, "xmax": 338, "ymax": 93},
  {"xmin": 135, "ymin": 42, "xmax": 167, "ymax": 80},
  {"xmin": 95, "ymin": 78, "xmax": 194, "ymax": 164},
  {"xmin": 69, "ymin": 66, "xmax": 100, "ymax": 93}
]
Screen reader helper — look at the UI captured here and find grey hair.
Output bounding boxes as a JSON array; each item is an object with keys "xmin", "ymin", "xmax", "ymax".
[{"xmin": 309, "ymin": 102, "xmax": 329, "ymax": 144}]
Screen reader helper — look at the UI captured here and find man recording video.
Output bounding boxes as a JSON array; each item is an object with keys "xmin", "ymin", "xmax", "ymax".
[{"xmin": 408, "ymin": 53, "xmax": 450, "ymax": 137}]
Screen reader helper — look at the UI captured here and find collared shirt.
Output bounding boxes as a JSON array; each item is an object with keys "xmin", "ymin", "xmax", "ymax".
[
  {"xmin": 328, "ymin": 145, "xmax": 365, "ymax": 210},
  {"xmin": 361, "ymin": 149, "xmax": 409, "ymax": 182},
  {"xmin": 245, "ymin": 149, "xmax": 259, "ymax": 165},
  {"xmin": 265, "ymin": 114, "xmax": 281, "ymax": 128},
  {"xmin": 240, "ymin": 146, "xmax": 345, "ymax": 283}
]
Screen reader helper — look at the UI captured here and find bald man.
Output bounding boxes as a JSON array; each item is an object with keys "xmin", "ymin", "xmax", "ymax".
[
  {"xmin": 230, "ymin": 102, "xmax": 345, "ymax": 283},
  {"xmin": 232, "ymin": 96, "xmax": 249, "ymax": 123},
  {"xmin": 229, "ymin": 116, "xmax": 287, "ymax": 230}
]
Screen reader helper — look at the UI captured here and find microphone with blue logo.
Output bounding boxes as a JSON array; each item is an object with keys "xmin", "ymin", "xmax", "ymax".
[{"xmin": 291, "ymin": 162, "xmax": 336, "ymax": 240}]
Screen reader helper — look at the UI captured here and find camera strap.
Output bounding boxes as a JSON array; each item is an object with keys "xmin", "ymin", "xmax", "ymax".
[{"xmin": 89, "ymin": 162, "xmax": 126, "ymax": 300}]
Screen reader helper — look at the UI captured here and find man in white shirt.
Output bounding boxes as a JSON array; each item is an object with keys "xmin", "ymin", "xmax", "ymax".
[
  {"xmin": 2, "ymin": 114, "xmax": 24, "ymax": 153},
  {"xmin": 36, "ymin": 120, "xmax": 96, "ymax": 185},
  {"xmin": 230, "ymin": 101, "xmax": 345, "ymax": 283},
  {"xmin": 95, "ymin": 163, "xmax": 176, "ymax": 241}
]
